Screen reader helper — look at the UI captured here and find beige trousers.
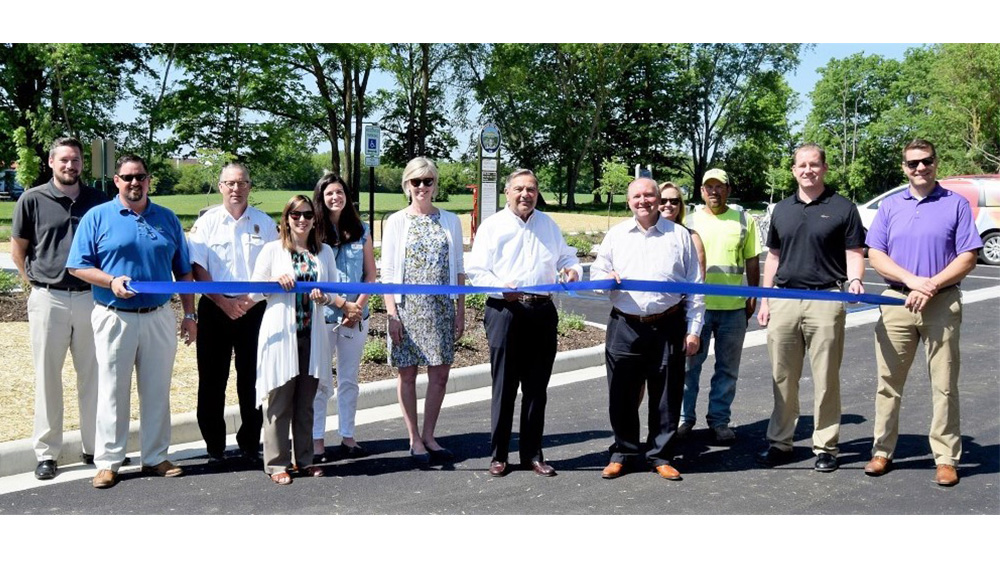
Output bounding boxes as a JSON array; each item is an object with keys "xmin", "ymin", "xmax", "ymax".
[
  {"xmin": 92, "ymin": 304, "xmax": 177, "ymax": 472},
  {"xmin": 28, "ymin": 287, "xmax": 98, "ymax": 462},
  {"xmin": 765, "ymin": 296, "xmax": 846, "ymax": 455},
  {"xmin": 873, "ymin": 286, "xmax": 962, "ymax": 465}
]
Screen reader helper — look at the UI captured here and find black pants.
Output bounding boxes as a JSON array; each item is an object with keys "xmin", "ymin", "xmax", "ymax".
[
  {"xmin": 604, "ymin": 308, "xmax": 686, "ymax": 467},
  {"xmin": 195, "ymin": 297, "xmax": 266, "ymax": 457},
  {"xmin": 484, "ymin": 298, "xmax": 558, "ymax": 464}
]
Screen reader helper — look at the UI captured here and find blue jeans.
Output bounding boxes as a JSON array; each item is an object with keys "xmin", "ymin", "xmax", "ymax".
[{"xmin": 682, "ymin": 308, "xmax": 748, "ymax": 427}]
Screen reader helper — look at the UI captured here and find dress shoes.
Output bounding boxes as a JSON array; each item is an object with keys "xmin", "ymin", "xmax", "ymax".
[
  {"xmin": 676, "ymin": 420, "xmax": 694, "ymax": 439},
  {"xmin": 814, "ymin": 453, "xmax": 838, "ymax": 472},
  {"xmin": 864, "ymin": 455, "xmax": 891, "ymax": 476},
  {"xmin": 530, "ymin": 460, "xmax": 557, "ymax": 477},
  {"xmin": 934, "ymin": 464, "xmax": 959, "ymax": 487},
  {"xmin": 92, "ymin": 469, "xmax": 118, "ymax": 489},
  {"xmin": 488, "ymin": 460, "xmax": 508, "ymax": 477},
  {"xmin": 34, "ymin": 460, "xmax": 56, "ymax": 480},
  {"xmin": 755, "ymin": 446, "xmax": 793, "ymax": 467},
  {"xmin": 81, "ymin": 453, "xmax": 94, "ymax": 465},
  {"xmin": 141, "ymin": 460, "xmax": 184, "ymax": 478},
  {"xmin": 601, "ymin": 462, "xmax": 625, "ymax": 479},
  {"xmin": 654, "ymin": 464, "xmax": 682, "ymax": 481}
]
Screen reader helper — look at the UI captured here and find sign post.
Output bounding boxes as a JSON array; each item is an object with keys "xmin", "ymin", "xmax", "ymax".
[
  {"xmin": 364, "ymin": 124, "xmax": 380, "ymax": 237},
  {"xmin": 90, "ymin": 138, "xmax": 115, "ymax": 197},
  {"xmin": 477, "ymin": 123, "xmax": 502, "ymax": 242}
]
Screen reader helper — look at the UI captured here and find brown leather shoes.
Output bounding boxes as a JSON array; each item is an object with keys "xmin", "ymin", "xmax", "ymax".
[
  {"xmin": 655, "ymin": 464, "xmax": 682, "ymax": 481},
  {"xmin": 488, "ymin": 460, "xmax": 507, "ymax": 477},
  {"xmin": 602, "ymin": 462, "xmax": 625, "ymax": 479},
  {"xmin": 934, "ymin": 464, "xmax": 959, "ymax": 486},
  {"xmin": 864, "ymin": 455, "xmax": 891, "ymax": 476},
  {"xmin": 530, "ymin": 460, "xmax": 557, "ymax": 477},
  {"xmin": 92, "ymin": 469, "xmax": 118, "ymax": 489},
  {"xmin": 141, "ymin": 460, "xmax": 184, "ymax": 478}
]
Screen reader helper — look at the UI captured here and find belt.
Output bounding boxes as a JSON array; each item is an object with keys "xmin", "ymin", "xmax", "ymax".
[
  {"xmin": 516, "ymin": 293, "xmax": 552, "ymax": 304},
  {"xmin": 102, "ymin": 303, "xmax": 164, "ymax": 314},
  {"xmin": 31, "ymin": 281, "xmax": 90, "ymax": 292},
  {"xmin": 612, "ymin": 302, "xmax": 682, "ymax": 324}
]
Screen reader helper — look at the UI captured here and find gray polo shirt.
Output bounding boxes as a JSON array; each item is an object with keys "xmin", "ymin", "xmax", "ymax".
[{"xmin": 11, "ymin": 180, "xmax": 109, "ymax": 288}]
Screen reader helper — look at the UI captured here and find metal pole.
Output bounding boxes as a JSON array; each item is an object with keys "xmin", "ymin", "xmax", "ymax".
[{"xmin": 368, "ymin": 165, "xmax": 375, "ymax": 239}]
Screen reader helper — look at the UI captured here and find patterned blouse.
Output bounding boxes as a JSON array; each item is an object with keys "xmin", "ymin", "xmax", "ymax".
[{"xmin": 291, "ymin": 250, "xmax": 318, "ymax": 332}]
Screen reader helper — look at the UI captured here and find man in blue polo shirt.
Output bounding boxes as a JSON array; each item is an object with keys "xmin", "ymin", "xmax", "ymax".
[
  {"xmin": 67, "ymin": 154, "xmax": 197, "ymax": 489},
  {"xmin": 863, "ymin": 139, "xmax": 981, "ymax": 487}
]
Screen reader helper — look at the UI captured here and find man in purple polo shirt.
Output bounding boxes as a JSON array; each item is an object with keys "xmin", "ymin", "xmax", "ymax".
[{"xmin": 863, "ymin": 139, "xmax": 982, "ymax": 487}]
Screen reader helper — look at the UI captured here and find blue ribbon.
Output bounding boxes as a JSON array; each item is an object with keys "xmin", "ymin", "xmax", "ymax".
[{"xmin": 125, "ymin": 279, "xmax": 904, "ymax": 306}]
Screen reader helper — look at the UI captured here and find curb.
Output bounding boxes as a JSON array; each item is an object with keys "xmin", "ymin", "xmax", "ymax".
[{"xmin": 0, "ymin": 343, "xmax": 606, "ymax": 478}]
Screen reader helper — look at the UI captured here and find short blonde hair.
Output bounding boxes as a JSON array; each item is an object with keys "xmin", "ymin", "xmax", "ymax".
[{"xmin": 401, "ymin": 156, "xmax": 439, "ymax": 199}]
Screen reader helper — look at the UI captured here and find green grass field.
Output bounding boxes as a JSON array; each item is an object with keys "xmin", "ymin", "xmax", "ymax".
[{"xmin": 1, "ymin": 188, "xmax": 635, "ymax": 232}]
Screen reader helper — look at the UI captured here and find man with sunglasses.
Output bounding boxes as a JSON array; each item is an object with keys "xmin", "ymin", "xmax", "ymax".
[
  {"xmin": 756, "ymin": 143, "xmax": 866, "ymax": 473},
  {"xmin": 466, "ymin": 168, "xmax": 582, "ymax": 477},
  {"xmin": 188, "ymin": 163, "xmax": 278, "ymax": 466},
  {"xmin": 679, "ymin": 168, "xmax": 760, "ymax": 444},
  {"xmin": 863, "ymin": 139, "xmax": 981, "ymax": 486},
  {"xmin": 591, "ymin": 177, "xmax": 704, "ymax": 481},
  {"xmin": 67, "ymin": 154, "xmax": 197, "ymax": 489},
  {"xmin": 11, "ymin": 137, "xmax": 108, "ymax": 480}
]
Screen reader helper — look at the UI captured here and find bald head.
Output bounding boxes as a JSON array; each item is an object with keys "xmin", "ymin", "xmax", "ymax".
[{"xmin": 627, "ymin": 177, "xmax": 660, "ymax": 228}]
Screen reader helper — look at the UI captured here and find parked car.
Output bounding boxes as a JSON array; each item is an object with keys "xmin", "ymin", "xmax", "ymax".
[
  {"xmin": 0, "ymin": 169, "xmax": 25, "ymax": 201},
  {"xmin": 856, "ymin": 175, "xmax": 1000, "ymax": 266}
]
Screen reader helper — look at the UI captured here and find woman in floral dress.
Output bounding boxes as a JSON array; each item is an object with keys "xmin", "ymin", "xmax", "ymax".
[{"xmin": 381, "ymin": 157, "xmax": 465, "ymax": 464}]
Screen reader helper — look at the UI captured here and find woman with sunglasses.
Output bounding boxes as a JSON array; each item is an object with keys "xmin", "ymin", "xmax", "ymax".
[
  {"xmin": 660, "ymin": 182, "xmax": 706, "ymax": 280},
  {"xmin": 310, "ymin": 174, "xmax": 375, "ymax": 462},
  {"xmin": 249, "ymin": 195, "xmax": 337, "ymax": 485},
  {"xmin": 381, "ymin": 157, "xmax": 465, "ymax": 464}
]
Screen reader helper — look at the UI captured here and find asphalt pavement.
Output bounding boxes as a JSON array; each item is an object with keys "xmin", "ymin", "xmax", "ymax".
[{"xmin": 1, "ymin": 260, "xmax": 997, "ymax": 517}]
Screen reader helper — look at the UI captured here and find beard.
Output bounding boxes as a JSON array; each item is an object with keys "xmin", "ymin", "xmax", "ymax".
[
  {"xmin": 53, "ymin": 169, "xmax": 80, "ymax": 186},
  {"xmin": 124, "ymin": 186, "xmax": 144, "ymax": 202}
]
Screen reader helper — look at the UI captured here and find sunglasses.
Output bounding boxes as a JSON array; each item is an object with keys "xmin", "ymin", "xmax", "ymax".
[
  {"xmin": 288, "ymin": 211, "xmax": 315, "ymax": 220},
  {"xmin": 661, "ymin": 198, "xmax": 681, "ymax": 205},
  {"xmin": 904, "ymin": 157, "xmax": 935, "ymax": 170},
  {"xmin": 118, "ymin": 173, "xmax": 148, "ymax": 182},
  {"xmin": 408, "ymin": 177, "xmax": 435, "ymax": 188}
]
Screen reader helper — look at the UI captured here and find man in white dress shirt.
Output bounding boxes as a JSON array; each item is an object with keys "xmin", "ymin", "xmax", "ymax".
[
  {"xmin": 188, "ymin": 163, "xmax": 278, "ymax": 464},
  {"xmin": 590, "ymin": 177, "xmax": 705, "ymax": 480},
  {"xmin": 466, "ymin": 168, "xmax": 582, "ymax": 478}
]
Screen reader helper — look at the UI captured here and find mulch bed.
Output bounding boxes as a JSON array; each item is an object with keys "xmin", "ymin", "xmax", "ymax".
[{"xmin": 0, "ymin": 292, "xmax": 605, "ymax": 385}]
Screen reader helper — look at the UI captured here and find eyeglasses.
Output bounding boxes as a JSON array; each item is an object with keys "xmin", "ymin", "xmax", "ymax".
[
  {"xmin": 118, "ymin": 173, "xmax": 148, "ymax": 182},
  {"xmin": 221, "ymin": 180, "xmax": 251, "ymax": 189},
  {"xmin": 660, "ymin": 198, "xmax": 681, "ymax": 206},
  {"xmin": 904, "ymin": 157, "xmax": 935, "ymax": 170},
  {"xmin": 288, "ymin": 211, "xmax": 315, "ymax": 220},
  {"xmin": 408, "ymin": 177, "xmax": 435, "ymax": 188}
]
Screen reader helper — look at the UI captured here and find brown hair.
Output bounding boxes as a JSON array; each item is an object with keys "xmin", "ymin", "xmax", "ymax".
[
  {"xmin": 903, "ymin": 138, "xmax": 936, "ymax": 160},
  {"xmin": 659, "ymin": 182, "xmax": 686, "ymax": 224},
  {"xmin": 313, "ymin": 173, "xmax": 363, "ymax": 245},
  {"xmin": 793, "ymin": 143, "xmax": 826, "ymax": 165},
  {"xmin": 279, "ymin": 195, "xmax": 322, "ymax": 254}
]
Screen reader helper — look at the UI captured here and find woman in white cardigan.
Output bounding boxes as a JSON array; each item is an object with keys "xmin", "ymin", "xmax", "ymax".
[
  {"xmin": 249, "ymin": 195, "xmax": 339, "ymax": 485},
  {"xmin": 382, "ymin": 157, "xmax": 465, "ymax": 464}
]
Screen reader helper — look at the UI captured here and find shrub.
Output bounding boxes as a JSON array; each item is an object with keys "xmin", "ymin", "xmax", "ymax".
[
  {"xmin": 368, "ymin": 293, "xmax": 385, "ymax": 312},
  {"xmin": 564, "ymin": 234, "xmax": 594, "ymax": 257},
  {"xmin": 465, "ymin": 293, "xmax": 486, "ymax": 311},
  {"xmin": 361, "ymin": 337, "xmax": 388, "ymax": 364},
  {"xmin": 455, "ymin": 334, "xmax": 476, "ymax": 350},
  {"xmin": 0, "ymin": 270, "xmax": 23, "ymax": 293},
  {"xmin": 557, "ymin": 310, "xmax": 586, "ymax": 335}
]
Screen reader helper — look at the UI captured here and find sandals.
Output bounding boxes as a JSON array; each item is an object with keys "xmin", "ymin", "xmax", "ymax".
[
  {"xmin": 291, "ymin": 465, "xmax": 324, "ymax": 478},
  {"xmin": 270, "ymin": 471, "xmax": 292, "ymax": 485}
]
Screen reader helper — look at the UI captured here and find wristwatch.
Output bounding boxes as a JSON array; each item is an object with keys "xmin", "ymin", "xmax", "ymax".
[{"xmin": 184, "ymin": 313, "xmax": 198, "ymax": 322}]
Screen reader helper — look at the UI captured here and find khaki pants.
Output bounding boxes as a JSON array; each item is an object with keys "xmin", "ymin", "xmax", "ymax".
[
  {"xmin": 28, "ymin": 287, "xmax": 98, "ymax": 462},
  {"xmin": 92, "ymin": 304, "xmax": 177, "ymax": 472},
  {"xmin": 765, "ymin": 296, "xmax": 846, "ymax": 455},
  {"xmin": 872, "ymin": 286, "xmax": 962, "ymax": 465}
]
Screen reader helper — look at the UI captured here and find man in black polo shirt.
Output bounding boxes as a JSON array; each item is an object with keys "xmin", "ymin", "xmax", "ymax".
[
  {"xmin": 755, "ymin": 143, "xmax": 865, "ymax": 472},
  {"xmin": 11, "ymin": 137, "xmax": 109, "ymax": 480}
]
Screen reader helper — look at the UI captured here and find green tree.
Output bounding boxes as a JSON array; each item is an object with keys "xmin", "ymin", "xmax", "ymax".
[{"xmin": 672, "ymin": 43, "xmax": 803, "ymax": 193}]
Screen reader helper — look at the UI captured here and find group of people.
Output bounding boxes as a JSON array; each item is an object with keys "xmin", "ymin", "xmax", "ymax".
[{"xmin": 10, "ymin": 137, "xmax": 980, "ymax": 490}]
